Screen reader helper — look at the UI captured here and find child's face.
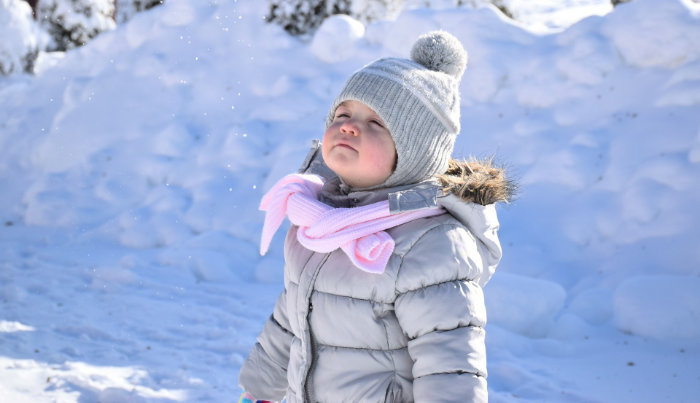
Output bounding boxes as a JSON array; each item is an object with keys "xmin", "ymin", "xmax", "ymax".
[{"xmin": 322, "ymin": 100, "xmax": 397, "ymax": 189}]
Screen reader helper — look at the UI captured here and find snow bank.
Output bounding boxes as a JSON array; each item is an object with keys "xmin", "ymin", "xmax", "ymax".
[
  {"xmin": 485, "ymin": 273, "xmax": 566, "ymax": 337},
  {"xmin": 0, "ymin": 357, "xmax": 187, "ymax": 402},
  {"xmin": 614, "ymin": 275, "xmax": 700, "ymax": 339},
  {"xmin": 602, "ymin": 0, "xmax": 700, "ymax": 68},
  {"xmin": 568, "ymin": 287, "xmax": 614, "ymax": 325},
  {"xmin": 310, "ymin": 14, "xmax": 366, "ymax": 63}
]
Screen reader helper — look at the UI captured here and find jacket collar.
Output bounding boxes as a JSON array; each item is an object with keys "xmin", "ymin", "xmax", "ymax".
[{"xmin": 320, "ymin": 175, "xmax": 441, "ymax": 213}]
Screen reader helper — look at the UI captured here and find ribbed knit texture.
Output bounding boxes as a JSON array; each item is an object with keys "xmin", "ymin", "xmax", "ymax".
[
  {"xmin": 259, "ymin": 174, "xmax": 444, "ymax": 274},
  {"xmin": 326, "ymin": 31, "xmax": 467, "ymax": 190}
]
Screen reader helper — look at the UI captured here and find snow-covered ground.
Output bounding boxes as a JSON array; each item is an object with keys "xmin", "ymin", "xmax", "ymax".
[{"xmin": 1, "ymin": 0, "xmax": 700, "ymax": 401}]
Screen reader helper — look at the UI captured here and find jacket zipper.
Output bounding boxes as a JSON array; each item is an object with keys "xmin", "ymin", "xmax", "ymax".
[{"xmin": 302, "ymin": 253, "xmax": 330, "ymax": 403}]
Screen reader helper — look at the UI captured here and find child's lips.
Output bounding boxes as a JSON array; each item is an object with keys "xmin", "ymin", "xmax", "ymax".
[{"xmin": 335, "ymin": 141, "xmax": 357, "ymax": 151}]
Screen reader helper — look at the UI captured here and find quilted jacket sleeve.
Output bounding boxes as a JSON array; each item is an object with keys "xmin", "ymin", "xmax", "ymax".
[
  {"xmin": 238, "ymin": 288, "xmax": 294, "ymax": 401},
  {"xmin": 394, "ymin": 223, "xmax": 489, "ymax": 403}
]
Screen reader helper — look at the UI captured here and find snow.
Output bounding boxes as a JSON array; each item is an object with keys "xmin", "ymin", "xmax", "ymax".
[
  {"xmin": 310, "ymin": 15, "xmax": 366, "ymax": 63},
  {"xmin": 0, "ymin": 0, "xmax": 43, "ymax": 75},
  {"xmin": 36, "ymin": 0, "xmax": 116, "ymax": 51},
  {"xmin": 485, "ymin": 273, "xmax": 567, "ymax": 338},
  {"xmin": 602, "ymin": 0, "xmax": 700, "ymax": 68},
  {"xmin": 1, "ymin": 0, "xmax": 700, "ymax": 401},
  {"xmin": 0, "ymin": 321, "xmax": 36, "ymax": 333},
  {"xmin": 614, "ymin": 275, "xmax": 700, "ymax": 340},
  {"xmin": 506, "ymin": 0, "xmax": 612, "ymax": 32}
]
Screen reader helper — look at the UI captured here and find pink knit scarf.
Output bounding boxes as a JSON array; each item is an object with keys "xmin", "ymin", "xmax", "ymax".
[{"xmin": 259, "ymin": 173, "xmax": 445, "ymax": 274}]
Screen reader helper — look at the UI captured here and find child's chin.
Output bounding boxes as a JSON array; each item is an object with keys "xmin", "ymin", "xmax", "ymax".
[
  {"xmin": 328, "ymin": 146, "xmax": 358, "ymax": 160},
  {"xmin": 326, "ymin": 156, "xmax": 357, "ymax": 174}
]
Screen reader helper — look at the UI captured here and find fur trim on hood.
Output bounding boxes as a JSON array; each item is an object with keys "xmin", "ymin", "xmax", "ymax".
[{"xmin": 436, "ymin": 158, "xmax": 515, "ymax": 206}]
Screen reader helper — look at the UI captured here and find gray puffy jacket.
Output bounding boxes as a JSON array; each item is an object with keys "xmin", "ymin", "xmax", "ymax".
[{"xmin": 239, "ymin": 147, "xmax": 511, "ymax": 403}]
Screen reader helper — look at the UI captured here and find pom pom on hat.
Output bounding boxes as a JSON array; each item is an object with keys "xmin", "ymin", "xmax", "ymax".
[{"xmin": 410, "ymin": 30, "xmax": 468, "ymax": 79}]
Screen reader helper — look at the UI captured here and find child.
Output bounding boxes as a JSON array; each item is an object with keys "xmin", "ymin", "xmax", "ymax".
[{"xmin": 238, "ymin": 31, "xmax": 511, "ymax": 403}]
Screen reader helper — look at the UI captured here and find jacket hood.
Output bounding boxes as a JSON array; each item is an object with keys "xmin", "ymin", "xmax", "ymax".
[
  {"xmin": 434, "ymin": 159, "xmax": 510, "ymax": 287},
  {"xmin": 436, "ymin": 158, "xmax": 514, "ymax": 205}
]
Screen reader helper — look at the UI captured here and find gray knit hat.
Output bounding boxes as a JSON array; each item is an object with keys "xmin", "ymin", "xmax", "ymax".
[{"xmin": 326, "ymin": 30, "xmax": 468, "ymax": 189}]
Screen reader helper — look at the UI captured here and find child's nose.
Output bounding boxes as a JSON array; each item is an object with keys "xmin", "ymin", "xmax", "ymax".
[{"xmin": 340, "ymin": 120, "xmax": 360, "ymax": 136}]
